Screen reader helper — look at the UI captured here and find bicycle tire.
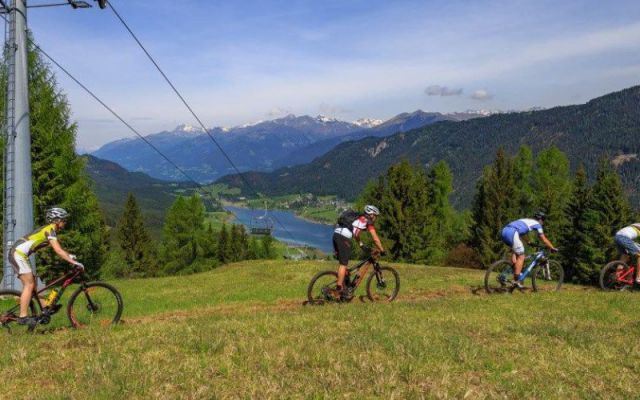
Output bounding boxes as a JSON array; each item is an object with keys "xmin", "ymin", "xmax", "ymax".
[
  {"xmin": 366, "ymin": 266, "xmax": 400, "ymax": 302},
  {"xmin": 531, "ymin": 260, "xmax": 564, "ymax": 292},
  {"xmin": 0, "ymin": 289, "xmax": 37, "ymax": 330},
  {"xmin": 484, "ymin": 260, "xmax": 517, "ymax": 294},
  {"xmin": 599, "ymin": 261, "xmax": 632, "ymax": 291},
  {"xmin": 67, "ymin": 282, "xmax": 123, "ymax": 328},
  {"xmin": 307, "ymin": 271, "xmax": 340, "ymax": 304}
]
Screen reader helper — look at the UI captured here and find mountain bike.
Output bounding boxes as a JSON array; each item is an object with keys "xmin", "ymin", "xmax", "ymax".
[
  {"xmin": 0, "ymin": 266, "xmax": 123, "ymax": 332},
  {"xmin": 485, "ymin": 246, "xmax": 564, "ymax": 294},
  {"xmin": 307, "ymin": 249, "xmax": 400, "ymax": 304},
  {"xmin": 600, "ymin": 260, "xmax": 637, "ymax": 291}
]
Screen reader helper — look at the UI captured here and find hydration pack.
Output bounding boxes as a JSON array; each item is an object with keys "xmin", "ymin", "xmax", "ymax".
[{"xmin": 337, "ymin": 209, "xmax": 360, "ymax": 228}]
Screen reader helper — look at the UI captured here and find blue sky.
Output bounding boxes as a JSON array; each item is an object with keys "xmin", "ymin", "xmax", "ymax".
[{"xmin": 25, "ymin": 0, "xmax": 640, "ymax": 150}]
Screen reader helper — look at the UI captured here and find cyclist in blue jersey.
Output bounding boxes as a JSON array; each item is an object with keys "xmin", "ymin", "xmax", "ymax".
[{"xmin": 501, "ymin": 211, "xmax": 558, "ymax": 288}]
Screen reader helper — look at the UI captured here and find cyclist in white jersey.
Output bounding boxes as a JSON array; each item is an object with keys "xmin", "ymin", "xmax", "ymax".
[
  {"xmin": 614, "ymin": 223, "xmax": 640, "ymax": 283},
  {"xmin": 333, "ymin": 205, "xmax": 385, "ymax": 298},
  {"xmin": 500, "ymin": 211, "xmax": 558, "ymax": 288}
]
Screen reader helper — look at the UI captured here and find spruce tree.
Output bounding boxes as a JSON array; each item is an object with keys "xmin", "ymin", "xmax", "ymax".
[
  {"xmin": 589, "ymin": 158, "xmax": 633, "ymax": 281},
  {"xmin": 513, "ymin": 145, "xmax": 535, "ymax": 215},
  {"xmin": 217, "ymin": 223, "xmax": 230, "ymax": 263},
  {"xmin": 116, "ymin": 193, "xmax": 156, "ymax": 277},
  {"xmin": 161, "ymin": 194, "xmax": 212, "ymax": 274},
  {"xmin": 558, "ymin": 166, "xmax": 598, "ymax": 283},
  {"xmin": 470, "ymin": 148, "xmax": 518, "ymax": 266},
  {"xmin": 532, "ymin": 147, "xmax": 571, "ymax": 243},
  {"xmin": 0, "ymin": 36, "xmax": 107, "ymax": 279},
  {"xmin": 423, "ymin": 160, "xmax": 455, "ymax": 262}
]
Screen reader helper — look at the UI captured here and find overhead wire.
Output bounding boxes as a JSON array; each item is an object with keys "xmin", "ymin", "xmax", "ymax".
[
  {"xmin": 106, "ymin": 1, "xmax": 302, "ymax": 246},
  {"xmin": 6, "ymin": 21, "xmax": 224, "ymax": 205}
]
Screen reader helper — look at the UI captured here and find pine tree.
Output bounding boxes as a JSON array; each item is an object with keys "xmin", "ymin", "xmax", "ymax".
[
  {"xmin": 217, "ymin": 223, "xmax": 230, "ymax": 263},
  {"xmin": 0, "ymin": 36, "xmax": 108, "ymax": 280},
  {"xmin": 589, "ymin": 158, "xmax": 633, "ymax": 282},
  {"xmin": 423, "ymin": 160, "xmax": 455, "ymax": 262},
  {"xmin": 160, "ymin": 194, "xmax": 212, "ymax": 275},
  {"xmin": 470, "ymin": 148, "xmax": 518, "ymax": 267},
  {"xmin": 559, "ymin": 166, "xmax": 598, "ymax": 282},
  {"xmin": 116, "ymin": 193, "xmax": 156, "ymax": 277},
  {"xmin": 513, "ymin": 145, "xmax": 535, "ymax": 215},
  {"xmin": 532, "ymin": 147, "xmax": 571, "ymax": 243}
]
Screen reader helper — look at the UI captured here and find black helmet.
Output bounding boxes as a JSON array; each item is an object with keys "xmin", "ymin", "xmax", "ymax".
[{"xmin": 533, "ymin": 210, "xmax": 546, "ymax": 221}]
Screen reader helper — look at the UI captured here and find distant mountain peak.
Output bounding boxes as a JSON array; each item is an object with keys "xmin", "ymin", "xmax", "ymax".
[
  {"xmin": 353, "ymin": 118, "xmax": 384, "ymax": 128},
  {"xmin": 173, "ymin": 123, "xmax": 206, "ymax": 134}
]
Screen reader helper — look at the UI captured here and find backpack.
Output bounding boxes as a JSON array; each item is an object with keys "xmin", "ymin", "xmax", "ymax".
[{"xmin": 337, "ymin": 209, "xmax": 361, "ymax": 228}]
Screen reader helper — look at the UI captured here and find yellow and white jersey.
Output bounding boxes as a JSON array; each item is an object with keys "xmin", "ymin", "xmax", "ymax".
[{"xmin": 12, "ymin": 223, "xmax": 58, "ymax": 257}]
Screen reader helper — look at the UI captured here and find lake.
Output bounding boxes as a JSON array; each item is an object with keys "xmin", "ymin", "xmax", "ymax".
[{"xmin": 224, "ymin": 206, "xmax": 336, "ymax": 254}]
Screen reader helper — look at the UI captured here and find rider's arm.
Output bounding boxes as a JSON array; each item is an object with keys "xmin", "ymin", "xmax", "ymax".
[
  {"xmin": 50, "ymin": 239, "xmax": 79, "ymax": 265},
  {"xmin": 539, "ymin": 234, "xmax": 557, "ymax": 251},
  {"xmin": 368, "ymin": 226, "xmax": 384, "ymax": 253}
]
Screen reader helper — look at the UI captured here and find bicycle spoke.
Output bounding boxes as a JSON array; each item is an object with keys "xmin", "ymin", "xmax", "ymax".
[{"xmin": 69, "ymin": 284, "xmax": 122, "ymax": 328}]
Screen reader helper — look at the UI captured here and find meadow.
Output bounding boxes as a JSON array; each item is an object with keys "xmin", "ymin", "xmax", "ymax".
[{"xmin": 1, "ymin": 260, "xmax": 637, "ymax": 399}]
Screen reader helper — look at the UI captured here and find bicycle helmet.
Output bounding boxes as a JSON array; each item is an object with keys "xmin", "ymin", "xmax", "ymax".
[
  {"xmin": 533, "ymin": 210, "xmax": 546, "ymax": 221},
  {"xmin": 364, "ymin": 205, "xmax": 380, "ymax": 216},
  {"xmin": 46, "ymin": 207, "xmax": 70, "ymax": 223}
]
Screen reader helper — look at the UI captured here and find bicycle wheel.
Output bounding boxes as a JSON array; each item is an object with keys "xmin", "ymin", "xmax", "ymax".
[
  {"xmin": 0, "ymin": 290, "xmax": 37, "ymax": 330},
  {"xmin": 599, "ymin": 261, "xmax": 632, "ymax": 291},
  {"xmin": 366, "ymin": 266, "xmax": 400, "ymax": 302},
  {"xmin": 484, "ymin": 260, "xmax": 517, "ymax": 294},
  {"xmin": 307, "ymin": 271, "xmax": 341, "ymax": 304},
  {"xmin": 531, "ymin": 260, "xmax": 564, "ymax": 292},
  {"xmin": 67, "ymin": 282, "xmax": 123, "ymax": 328}
]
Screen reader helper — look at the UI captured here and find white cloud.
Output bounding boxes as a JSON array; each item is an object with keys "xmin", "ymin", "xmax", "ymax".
[
  {"xmin": 471, "ymin": 90, "xmax": 493, "ymax": 101},
  {"xmin": 265, "ymin": 107, "xmax": 292, "ymax": 118}
]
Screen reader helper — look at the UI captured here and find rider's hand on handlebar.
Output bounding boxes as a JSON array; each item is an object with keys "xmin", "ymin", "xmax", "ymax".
[
  {"xmin": 550, "ymin": 247, "xmax": 559, "ymax": 253},
  {"xmin": 73, "ymin": 262, "xmax": 85, "ymax": 271}
]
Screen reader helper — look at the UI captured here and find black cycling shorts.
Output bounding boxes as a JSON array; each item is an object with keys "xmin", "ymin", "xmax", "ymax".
[{"xmin": 333, "ymin": 233, "xmax": 352, "ymax": 265}]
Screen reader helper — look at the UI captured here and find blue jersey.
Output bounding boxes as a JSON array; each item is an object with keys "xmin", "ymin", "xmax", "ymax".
[{"xmin": 506, "ymin": 218, "xmax": 544, "ymax": 236}]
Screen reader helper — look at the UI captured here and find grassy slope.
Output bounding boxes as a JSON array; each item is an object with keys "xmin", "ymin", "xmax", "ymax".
[{"xmin": 2, "ymin": 261, "xmax": 637, "ymax": 399}]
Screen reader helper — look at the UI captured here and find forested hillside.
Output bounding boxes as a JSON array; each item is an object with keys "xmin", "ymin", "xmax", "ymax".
[
  {"xmin": 84, "ymin": 155, "xmax": 196, "ymax": 229},
  {"xmin": 219, "ymin": 86, "xmax": 640, "ymax": 208}
]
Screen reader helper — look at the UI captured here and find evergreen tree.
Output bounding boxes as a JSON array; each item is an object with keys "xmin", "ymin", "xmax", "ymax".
[
  {"xmin": 116, "ymin": 193, "xmax": 157, "ymax": 277},
  {"xmin": 532, "ymin": 147, "xmax": 571, "ymax": 243},
  {"xmin": 589, "ymin": 158, "xmax": 633, "ymax": 281},
  {"xmin": 558, "ymin": 166, "xmax": 598, "ymax": 283},
  {"xmin": 513, "ymin": 145, "xmax": 535, "ymax": 215},
  {"xmin": 217, "ymin": 223, "xmax": 231, "ymax": 263},
  {"xmin": 160, "ymin": 194, "xmax": 212, "ymax": 274},
  {"xmin": 261, "ymin": 234, "xmax": 275, "ymax": 259},
  {"xmin": 470, "ymin": 148, "xmax": 518, "ymax": 267},
  {"xmin": 0, "ymin": 37, "xmax": 107, "ymax": 280},
  {"xmin": 423, "ymin": 160, "xmax": 455, "ymax": 262}
]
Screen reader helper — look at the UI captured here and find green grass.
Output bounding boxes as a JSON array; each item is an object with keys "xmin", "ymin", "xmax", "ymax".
[{"xmin": 2, "ymin": 261, "xmax": 637, "ymax": 399}]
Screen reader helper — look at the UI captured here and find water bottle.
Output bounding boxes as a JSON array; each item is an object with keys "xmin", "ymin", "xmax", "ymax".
[{"xmin": 45, "ymin": 289, "xmax": 58, "ymax": 307}]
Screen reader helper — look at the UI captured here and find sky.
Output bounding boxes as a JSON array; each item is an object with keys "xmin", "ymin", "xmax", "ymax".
[{"xmin": 23, "ymin": 0, "xmax": 640, "ymax": 151}]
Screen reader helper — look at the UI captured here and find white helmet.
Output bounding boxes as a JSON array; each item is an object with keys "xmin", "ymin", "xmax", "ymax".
[
  {"xmin": 364, "ymin": 205, "xmax": 380, "ymax": 216},
  {"xmin": 46, "ymin": 207, "xmax": 70, "ymax": 223}
]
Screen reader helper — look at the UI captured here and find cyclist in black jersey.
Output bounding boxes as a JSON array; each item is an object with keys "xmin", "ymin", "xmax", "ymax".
[{"xmin": 9, "ymin": 207, "xmax": 83, "ymax": 329}]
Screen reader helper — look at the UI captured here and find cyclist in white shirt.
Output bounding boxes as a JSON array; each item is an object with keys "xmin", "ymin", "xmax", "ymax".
[{"xmin": 614, "ymin": 223, "xmax": 640, "ymax": 283}]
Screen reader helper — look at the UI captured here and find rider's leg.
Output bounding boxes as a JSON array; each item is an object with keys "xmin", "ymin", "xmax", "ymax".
[
  {"xmin": 513, "ymin": 254, "xmax": 526, "ymax": 280},
  {"xmin": 337, "ymin": 265, "xmax": 348, "ymax": 289},
  {"xmin": 18, "ymin": 273, "xmax": 35, "ymax": 318}
]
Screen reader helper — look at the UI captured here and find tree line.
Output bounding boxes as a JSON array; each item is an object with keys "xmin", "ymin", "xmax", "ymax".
[
  {"xmin": 104, "ymin": 193, "xmax": 276, "ymax": 278},
  {"xmin": 358, "ymin": 146, "xmax": 635, "ymax": 284}
]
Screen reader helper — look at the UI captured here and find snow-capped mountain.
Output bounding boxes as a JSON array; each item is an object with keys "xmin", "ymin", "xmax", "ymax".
[
  {"xmin": 353, "ymin": 118, "xmax": 384, "ymax": 128},
  {"xmin": 91, "ymin": 110, "xmax": 491, "ymax": 183}
]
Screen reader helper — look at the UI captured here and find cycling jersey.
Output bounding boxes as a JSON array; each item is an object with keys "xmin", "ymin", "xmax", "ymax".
[
  {"xmin": 334, "ymin": 215, "xmax": 375, "ymax": 239},
  {"xmin": 616, "ymin": 224, "xmax": 640, "ymax": 240},
  {"xmin": 11, "ymin": 223, "xmax": 58, "ymax": 257},
  {"xmin": 506, "ymin": 218, "xmax": 544, "ymax": 236}
]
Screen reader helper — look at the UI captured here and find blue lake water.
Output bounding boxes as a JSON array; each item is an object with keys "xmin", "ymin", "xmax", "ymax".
[{"xmin": 224, "ymin": 206, "xmax": 335, "ymax": 254}]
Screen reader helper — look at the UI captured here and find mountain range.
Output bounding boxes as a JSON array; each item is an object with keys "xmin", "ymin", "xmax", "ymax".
[
  {"xmin": 92, "ymin": 111, "xmax": 487, "ymax": 183},
  {"xmin": 217, "ymin": 86, "xmax": 640, "ymax": 209}
]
